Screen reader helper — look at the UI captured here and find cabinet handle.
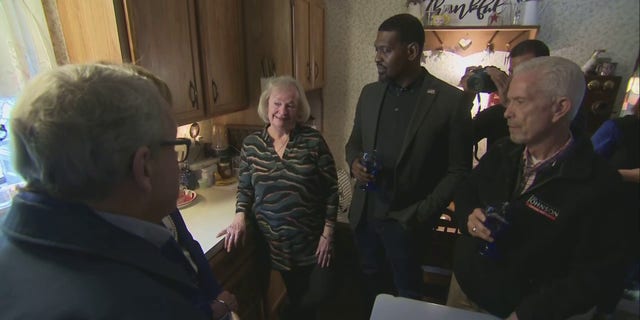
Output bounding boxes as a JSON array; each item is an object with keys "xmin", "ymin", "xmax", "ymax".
[
  {"xmin": 189, "ymin": 81, "xmax": 199, "ymax": 109},
  {"xmin": 314, "ymin": 62, "xmax": 319, "ymax": 80},
  {"xmin": 270, "ymin": 58, "xmax": 276, "ymax": 77},
  {"xmin": 306, "ymin": 62, "xmax": 311, "ymax": 82},
  {"xmin": 603, "ymin": 80, "xmax": 615, "ymax": 90},
  {"xmin": 591, "ymin": 101, "xmax": 610, "ymax": 115},
  {"xmin": 211, "ymin": 80, "xmax": 219, "ymax": 104},
  {"xmin": 587, "ymin": 80, "xmax": 601, "ymax": 91}
]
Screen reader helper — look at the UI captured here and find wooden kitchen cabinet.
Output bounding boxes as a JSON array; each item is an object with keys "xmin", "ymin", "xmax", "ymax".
[
  {"xmin": 581, "ymin": 75, "xmax": 623, "ymax": 135},
  {"xmin": 196, "ymin": 0, "xmax": 248, "ymax": 116},
  {"xmin": 208, "ymin": 226, "xmax": 286, "ymax": 320},
  {"xmin": 243, "ymin": 0, "xmax": 326, "ymax": 103},
  {"xmin": 208, "ymin": 230, "xmax": 266, "ymax": 320},
  {"xmin": 124, "ymin": 0, "xmax": 205, "ymax": 124},
  {"xmin": 293, "ymin": 0, "xmax": 325, "ymax": 90},
  {"xmin": 56, "ymin": 0, "xmax": 248, "ymax": 125}
]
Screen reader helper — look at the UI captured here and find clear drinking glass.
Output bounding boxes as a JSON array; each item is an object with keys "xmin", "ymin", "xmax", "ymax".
[
  {"xmin": 359, "ymin": 150, "xmax": 382, "ymax": 192},
  {"xmin": 479, "ymin": 202, "xmax": 511, "ymax": 259}
]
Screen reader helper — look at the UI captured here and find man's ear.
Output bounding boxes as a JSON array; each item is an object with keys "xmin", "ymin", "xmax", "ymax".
[
  {"xmin": 407, "ymin": 42, "xmax": 420, "ymax": 61},
  {"xmin": 551, "ymin": 97, "xmax": 572, "ymax": 123},
  {"xmin": 131, "ymin": 146, "xmax": 153, "ymax": 193}
]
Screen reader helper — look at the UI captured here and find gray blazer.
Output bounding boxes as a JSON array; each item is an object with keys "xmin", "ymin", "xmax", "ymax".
[{"xmin": 345, "ymin": 70, "xmax": 472, "ymax": 229}]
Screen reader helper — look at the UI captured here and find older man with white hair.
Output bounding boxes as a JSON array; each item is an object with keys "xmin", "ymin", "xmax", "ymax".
[{"xmin": 447, "ymin": 56, "xmax": 631, "ymax": 320}]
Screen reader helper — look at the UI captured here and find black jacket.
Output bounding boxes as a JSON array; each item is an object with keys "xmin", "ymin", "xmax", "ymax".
[
  {"xmin": 0, "ymin": 192, "xmax": 209, "ymax": 320},
  {"xmin": 452, "ymin": 135, "xmax": 631, "ymax": 320},
  {"xmin": 345, "ymin": 69, "xmax": 472, "ymax": 229}
]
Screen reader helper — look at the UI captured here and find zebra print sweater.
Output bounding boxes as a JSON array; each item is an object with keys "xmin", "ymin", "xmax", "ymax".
[{"xmin": 236, "ymin": 125, "xmax": 338, "ymax": 270}]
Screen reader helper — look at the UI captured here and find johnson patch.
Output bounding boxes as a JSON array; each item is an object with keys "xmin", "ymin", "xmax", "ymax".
[{"xmin": 525, "ymin": 195, "xmax": 560, "ymax": 221}]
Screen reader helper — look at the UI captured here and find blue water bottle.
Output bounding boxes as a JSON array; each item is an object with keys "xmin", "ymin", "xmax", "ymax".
[{"xmin": 359, "ymin": 150, "xmax": 381, "ymax": 192}]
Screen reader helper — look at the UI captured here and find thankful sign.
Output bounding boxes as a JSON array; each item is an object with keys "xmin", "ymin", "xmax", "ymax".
[{"xmin": 422, "ymin": 0, "xmax": 513, "ymax": 26}]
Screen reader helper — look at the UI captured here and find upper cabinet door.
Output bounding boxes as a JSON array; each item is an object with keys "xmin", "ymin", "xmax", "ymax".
[
  {"xmin": 243, "ymin": 0, "xmax": 293, "ymax": 105},
  {"xmin": 56, "ymin": 0, "xmax": 125, "ymax": 64},
  {"xmin": 124, "ymin": 0, "xmax": 205, "ymax": 124},
  {"xmin": 309, "ymin": 0, "xmax": 324, "ymax": 89},
  {"xmin": 292, "ymin": 0, "xmax": 312, "ymax": 90},
  {"xmin": 197, "ymin": 0, "xmax": 248, "ymax": 116}
]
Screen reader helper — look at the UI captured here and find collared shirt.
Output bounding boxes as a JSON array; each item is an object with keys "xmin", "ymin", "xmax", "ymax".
[
  {"xmin": 96, "ymin": 210, "xmax": 200, "ymax": 272},
  {"xmin": 367, "ymin": 69, "xmax": 425, "ymax": 220},
  {"xmin": 95, "ymin": 210, "xmax": 173, "ymax": 247},
  {"xmin": 519, "ymin": 134, "xmax": 574, "ymax": 194}
]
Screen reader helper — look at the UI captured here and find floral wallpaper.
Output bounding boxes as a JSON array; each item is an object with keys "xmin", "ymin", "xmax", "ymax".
[{"xmin": 323, "ymin": 0, "xmax": 639, "ymax": 169}]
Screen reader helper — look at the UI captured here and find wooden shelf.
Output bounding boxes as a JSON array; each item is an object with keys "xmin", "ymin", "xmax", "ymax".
[{"xmin": 424, "ymin": 25, "xmax": 539, "ymax": 56}]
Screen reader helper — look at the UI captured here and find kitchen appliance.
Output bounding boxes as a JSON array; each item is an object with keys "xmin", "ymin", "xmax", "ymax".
[{"xmin": 211, "ymin": 124, "xmax": 229, "ymax": 156}]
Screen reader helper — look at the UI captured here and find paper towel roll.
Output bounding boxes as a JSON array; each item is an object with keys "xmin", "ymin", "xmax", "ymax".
[{"xmin": 521, "ymin": 0, "xmax": 539, "ymax": 25}]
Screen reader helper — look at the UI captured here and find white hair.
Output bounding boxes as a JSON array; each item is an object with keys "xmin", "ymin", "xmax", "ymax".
[
  {"xmin": 257, "ymin": 76, "xmax": 311, "ymax": 124},
  {"xmin": 10, "ymin": 63, "xmax": 173, "ymax": 201},
  {"xmin": 513, "ymin": 56, "xmax": 586, "ymax": 121}
]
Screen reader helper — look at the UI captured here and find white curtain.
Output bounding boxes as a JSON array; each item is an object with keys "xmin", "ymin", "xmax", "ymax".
[
  {"xmin": 0, "ymin": 0, "xmax": 57, "ymax": 211},
  {"xmin": 0, "ymin": 0, "xmax": 56, "ymax": 98}
]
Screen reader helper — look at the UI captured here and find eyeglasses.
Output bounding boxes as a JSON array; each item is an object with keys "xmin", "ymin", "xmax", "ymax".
[{"xmin": 160, "ymin": 138, "xmax": 191, "ymax": 162}]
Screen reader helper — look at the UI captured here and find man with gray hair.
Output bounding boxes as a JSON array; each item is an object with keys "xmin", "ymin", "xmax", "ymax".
[
  {"xmin": 448, "ymin": 57, "xmax": 630, "ymax": 319},
  {"xmin": 0, "ymin": 64, "xmax": 211, "ymax": 319}
]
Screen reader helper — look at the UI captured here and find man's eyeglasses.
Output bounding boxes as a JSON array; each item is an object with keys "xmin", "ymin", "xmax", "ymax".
[{"xmin": 160, "ymin": 138, "xmax": 191, "ymax": 162}]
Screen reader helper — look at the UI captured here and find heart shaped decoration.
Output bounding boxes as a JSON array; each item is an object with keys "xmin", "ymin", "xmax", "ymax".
[{"xmin": 458, "ymin": 37, "xmax": 472, "ymax": 50}]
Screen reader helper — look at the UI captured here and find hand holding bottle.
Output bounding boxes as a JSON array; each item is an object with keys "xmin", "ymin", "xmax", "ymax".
[
  {"xmin": 358, "ymin": 150, "xmax": 382, "ymax": 191},
  {"xmin": 478, "ymin": 202, "xmax": 511, "ymax": 259}
]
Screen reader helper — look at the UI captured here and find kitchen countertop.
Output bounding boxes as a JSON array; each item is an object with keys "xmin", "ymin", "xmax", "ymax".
[{"xmin": 179, "ymin": 182, "xmax": 238, "ymax": 258}]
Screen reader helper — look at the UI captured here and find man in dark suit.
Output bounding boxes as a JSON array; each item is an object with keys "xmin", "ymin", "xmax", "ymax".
[{"xmin": 345, "ymin": 13, "xmax": 472, "ymax": 312}]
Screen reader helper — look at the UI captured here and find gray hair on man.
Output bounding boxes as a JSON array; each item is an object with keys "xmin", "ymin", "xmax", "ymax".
[
  {"xmin": 512, "ymin": 56, "xmax": 586, "ymax": 122},
  {"xmin": 257, "ymin": 76, "xmax": 311, "ymax": 124},
  {"xmin": 10, "ymin": 63, "xmax": 173, "ymax": 201}
]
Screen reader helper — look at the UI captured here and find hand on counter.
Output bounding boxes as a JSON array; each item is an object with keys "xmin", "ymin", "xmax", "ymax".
[{"xmin": 216, "ymin": 212, "xmax": 246, "ymax": 252}]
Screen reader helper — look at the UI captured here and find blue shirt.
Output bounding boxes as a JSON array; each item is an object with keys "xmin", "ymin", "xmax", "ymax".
[{"xmin": 591, "ymin": 119, "xmax": 621, "ymax": 160}]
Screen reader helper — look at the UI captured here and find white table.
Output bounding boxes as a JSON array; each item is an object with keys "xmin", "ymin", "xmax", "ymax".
[{"xmin": 371, "ymin": 294, "xmax": 500, "ymax": 320}]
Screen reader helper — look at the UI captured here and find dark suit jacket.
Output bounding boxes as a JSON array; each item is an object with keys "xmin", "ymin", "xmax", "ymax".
[
  {"xmin": 345, "ymin": 69, "xmax": 472, "ymax": 229},
  {"xmin": 0, "ymin": 191, "xmax": 208, "ymax": 320},
  {"xmin": 170, "ymin": 209, "xmax": 223, "ymax": 314}
]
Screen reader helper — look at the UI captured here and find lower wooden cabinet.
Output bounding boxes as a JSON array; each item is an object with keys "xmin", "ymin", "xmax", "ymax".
[
  {"xmin": 208, "ymin": 228, "xmax": 286, "ymax": 320},
  {"xmin": 581, "ymin": 75, "xmax": 623, "ymax": 135}
]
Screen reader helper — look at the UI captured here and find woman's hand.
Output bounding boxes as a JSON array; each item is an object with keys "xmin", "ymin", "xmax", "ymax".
[
  {"xmin": 467, "ymin": 208, "xmax": 494, "ymax": 242},
  {"xmin": 216, "ymin": 213, "xmax": 246, "ymax": 252},
  {"xmin": 316, "ymin": 224, "xmax": 334, "ymax": 268}
]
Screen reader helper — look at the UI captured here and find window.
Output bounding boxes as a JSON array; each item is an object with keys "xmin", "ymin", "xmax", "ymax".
[{"xmin": 0, "ymin": 0, "xmax": 57, "ymax": 215}]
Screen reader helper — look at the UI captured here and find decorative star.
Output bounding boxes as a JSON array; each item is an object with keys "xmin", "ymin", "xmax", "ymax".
[{"xmin": 489, "ymin": 12, "xmax": 499, "ymax": 24}]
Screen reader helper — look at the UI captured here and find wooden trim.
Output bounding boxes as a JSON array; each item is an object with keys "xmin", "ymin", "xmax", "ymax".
[{"xmin": 424, "ymin": 26, "xmax": 539, "ymax": 56}]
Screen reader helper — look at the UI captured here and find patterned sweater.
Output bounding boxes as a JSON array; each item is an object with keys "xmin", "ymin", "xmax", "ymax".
[{"xmin": 236, "ymin": 125, "xmax": 338, "ymax": 270}]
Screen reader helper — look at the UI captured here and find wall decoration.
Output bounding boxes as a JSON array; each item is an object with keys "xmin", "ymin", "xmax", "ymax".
[{"xmin": 420, "ymin": 0, "xmax": 524, "ymax": 26}]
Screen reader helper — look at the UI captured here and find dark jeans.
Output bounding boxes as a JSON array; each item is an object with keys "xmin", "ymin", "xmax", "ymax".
[
  {"xmin": 354, "ymin": 218, "xmax": 423, "ymax": 309},
  {"xmin": 279, "ymin": 263, "xmax": 334, "ymax": 320}
]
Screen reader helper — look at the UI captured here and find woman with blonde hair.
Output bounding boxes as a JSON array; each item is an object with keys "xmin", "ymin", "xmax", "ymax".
[{"xmin": 218, "ymin": 76, "xmax": 338, "ymax": 319}]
